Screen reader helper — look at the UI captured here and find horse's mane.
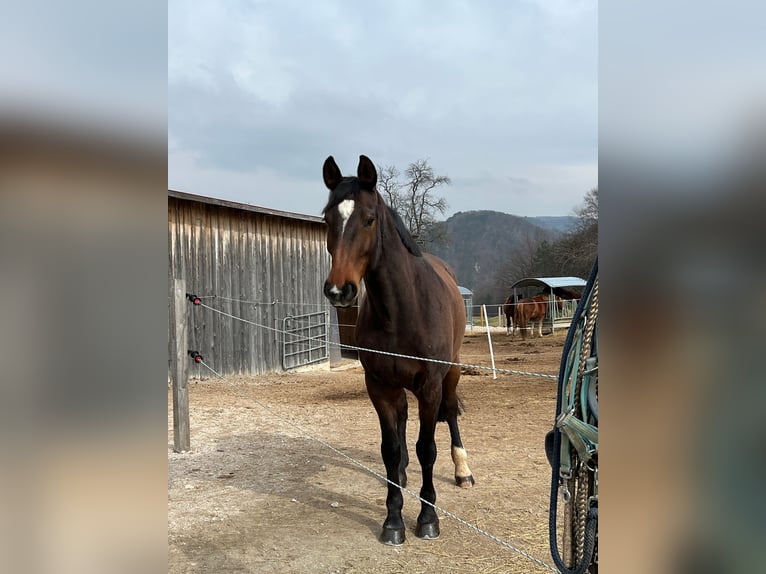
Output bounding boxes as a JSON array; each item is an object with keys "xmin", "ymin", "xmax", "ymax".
[
  {"xmin": 322, "ymin": 177, "xmax": 422, "ymax": 258},
  {"xmin": 386, "ymin": 204, "xmax": 422, "ymax": 257}
]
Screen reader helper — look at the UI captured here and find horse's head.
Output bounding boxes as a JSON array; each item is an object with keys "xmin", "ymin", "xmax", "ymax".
[{"xmin": 321, "ymin": 155, "xmax": 380, "ymax": 307}]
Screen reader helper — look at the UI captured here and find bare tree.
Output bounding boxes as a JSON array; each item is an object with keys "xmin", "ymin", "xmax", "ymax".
[
  {"xmin": 377, "ymin": 164, "xmax": 404, "ymax": 214},
  {"xmin": 574, "ymin": 187, "xmax": 598, "ymax": 229},
  {"xmin": 560, "ymin": 187, "xmax": 598, "ymax": 275},
  {"xmin": 402, "ymin": 159, "xmax": 450, "ymax": 243},
  {"xmin": 376, "ymin": 159, "xmax": 451, "ymax": 249},
  {"xmin": 494, "ymin": 229, "xmax": 549, "ymax": 287}
]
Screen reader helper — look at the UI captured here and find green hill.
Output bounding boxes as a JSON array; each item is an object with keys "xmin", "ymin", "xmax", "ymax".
[{"xmin": 428, "ymin": 210, "xmax": 561, "ymax": 302}]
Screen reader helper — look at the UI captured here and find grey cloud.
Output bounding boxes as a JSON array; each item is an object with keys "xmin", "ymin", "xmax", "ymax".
[{"xmin": 169, "ymin": 1, "xmax": 597, "ymax": 217}]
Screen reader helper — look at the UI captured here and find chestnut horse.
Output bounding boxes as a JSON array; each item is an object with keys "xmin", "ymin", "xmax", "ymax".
[
  {"xmin": 322, "ymin": 155, "xmax": 474, "ymax": 545},
  {"xmin": 514, "ymin": 294, "xmax": 563, "ymax": 339}
]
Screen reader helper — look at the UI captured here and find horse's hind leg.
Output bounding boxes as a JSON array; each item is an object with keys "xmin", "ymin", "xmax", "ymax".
[
  {"xmin": 516, "ymin": 309, "xmax": 527, "ymax": 340},
  {"xmin": 441, "ymin": 366, "xmax": 475, "ymax": 488}
]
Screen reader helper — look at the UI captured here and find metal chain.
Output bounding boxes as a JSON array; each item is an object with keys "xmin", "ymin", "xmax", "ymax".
[
  {"xmin": 198, "ymin": 301, "xmax": 558, "ymax": 380},
  {"xmin": 198, "ymin": 362, "xmax": 560, "ymax": 573}
]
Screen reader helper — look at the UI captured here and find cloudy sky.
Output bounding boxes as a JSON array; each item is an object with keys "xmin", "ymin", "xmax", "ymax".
[{"xmin": 169, "ymin": 0, "xmax": 597, "ymax": 218}]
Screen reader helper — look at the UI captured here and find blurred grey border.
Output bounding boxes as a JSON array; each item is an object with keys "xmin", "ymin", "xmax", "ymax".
[
  {"xmin": 601, "ymin": 2, "xmax": 765, "ymax": 573},
  {"xmin": 1, "ymin": 1, "xmax": 764, "ymax": 573},
  {"xmin": 0, "ymin": 2, "xmax": 167, "ymax": 573}
]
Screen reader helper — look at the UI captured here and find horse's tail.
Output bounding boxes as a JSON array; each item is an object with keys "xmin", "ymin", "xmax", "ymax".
[
  {"xmin": 438, "ymin": 394, "xmax": 465, "ymax": 422},
  {"xmin": 515, "ymin": 300, "xmax": 528, "ymax": 339}
]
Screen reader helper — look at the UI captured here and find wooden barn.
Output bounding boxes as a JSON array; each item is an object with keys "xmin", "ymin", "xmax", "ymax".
[{"xmin": 168, "ymin": 190, "xmax": 339, "ymax": 376}]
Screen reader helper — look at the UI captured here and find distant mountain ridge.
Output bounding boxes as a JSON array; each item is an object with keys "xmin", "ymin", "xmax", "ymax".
[
  {"xmin": 525, "ymin": 215, "xmax": 578, "ymax": 233},
  {"xmin": 428, "ymin": 210, "xmax": 569, "ymax": 298}
]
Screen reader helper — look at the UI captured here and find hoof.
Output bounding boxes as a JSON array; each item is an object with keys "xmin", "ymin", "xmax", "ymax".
[
  {"xmin": 380, "ymin": 527, "xmax": 406, "ymax": 546},
  {"xmin": 456, "ymin": 475, "xmax": 475, "ymax": 488},
  {"xmin": 416, "ymin": 520, "xmax": 440, "ymax": 540}
]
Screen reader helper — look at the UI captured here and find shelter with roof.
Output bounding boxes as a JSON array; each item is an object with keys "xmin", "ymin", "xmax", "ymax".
[
  {"xmin": 509, "ymin": 276, "xmax": 586, "ymax": 333},
  {"xmin": 458, "ymin": 286, "xmax": 473, "ymax": 326}
]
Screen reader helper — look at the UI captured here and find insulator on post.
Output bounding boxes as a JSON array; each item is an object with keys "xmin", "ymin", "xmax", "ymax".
[
  {"xmin": 186, "ymin": 293, "xmax": 201, "ymax": 305},
  {"xmin": 188, "ymin": 350, "xmax": 203, "ymax": 363}
]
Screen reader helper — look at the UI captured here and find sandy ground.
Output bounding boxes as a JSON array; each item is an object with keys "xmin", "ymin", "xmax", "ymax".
[{"xmin": 168, "ymin": 329, "xmax": 567, "ymax": 573}]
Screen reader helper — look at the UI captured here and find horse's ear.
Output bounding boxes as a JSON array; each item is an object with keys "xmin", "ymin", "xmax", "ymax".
[
  {"xmin": 357, "ymin": 155, "xmax": 377, "ymax": 191},
  {"xmin": 323, "ymin": 156, "xmax": 342, "ymax": 190}
]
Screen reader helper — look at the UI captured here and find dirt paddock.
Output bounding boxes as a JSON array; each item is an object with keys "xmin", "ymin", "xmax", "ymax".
[{"xmin": 168, "ymin": 330, "xmax": 567, "ymax": 573}]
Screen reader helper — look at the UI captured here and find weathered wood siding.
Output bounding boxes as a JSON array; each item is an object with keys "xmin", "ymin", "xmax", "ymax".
[{"xmin": 168, "ymin": 192, "xmax": 332, "ymax": 376}]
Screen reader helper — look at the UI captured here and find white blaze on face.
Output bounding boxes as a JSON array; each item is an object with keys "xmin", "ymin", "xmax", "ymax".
[{"xmin": 337, "ymin": 199, "xmax": 355, "ymax": 236}]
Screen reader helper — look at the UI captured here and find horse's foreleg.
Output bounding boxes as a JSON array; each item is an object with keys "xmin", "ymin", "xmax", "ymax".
[
  {"xmin": 368, "ymin": 383, "xmax": 407, "ymax": 545},
  {"xmin": 377, "ymin": 416, "xmax": 405, "ymax": 545},
  {"xmin": 415, "ymin": 403, "xmax": 440, "ymax": 540},
  {"xmin": 396, "ymin": 391, "xmax": 409, "ymax": 488}
]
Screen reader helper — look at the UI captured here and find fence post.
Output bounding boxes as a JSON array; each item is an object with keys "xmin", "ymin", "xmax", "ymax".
[
  {"xmin": 481, "ymin": 304, "xmax": 498, "ymax": 380},
  {"xmin": 172, "ymin": 278, "xmax": 191, "ymax": 452}
]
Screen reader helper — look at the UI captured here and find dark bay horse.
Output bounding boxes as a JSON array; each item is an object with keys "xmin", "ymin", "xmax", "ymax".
[
  {"xmin": 321, "ymin": 155, "xmax": 474, "ymax": 545},
  {"xmin": 514, "ymin": 293, "xmax": 563, "ymax": 339},
  {"xmin": 503, "ymin": 295, "xmax": 518, "ymax": 336},
  {"xmin": 552, "ymin": 286, "xmax": 582, "ymax": 302}
]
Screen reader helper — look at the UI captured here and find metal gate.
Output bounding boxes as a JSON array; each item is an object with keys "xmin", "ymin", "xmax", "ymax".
[{"xmin": 281, "ymin": 311, "xmax": 330, "ymax": 370}]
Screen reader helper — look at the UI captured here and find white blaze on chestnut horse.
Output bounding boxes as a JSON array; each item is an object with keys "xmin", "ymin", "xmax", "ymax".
[{"xmin": 321, "ymin": 155, "xmax": 474, "ymax": 546}]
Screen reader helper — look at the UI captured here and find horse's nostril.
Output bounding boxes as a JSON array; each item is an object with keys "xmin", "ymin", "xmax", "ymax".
[
  {"xmin": 324, "ymin": 280, "xmax": 357, "ymax": 305},
  {"xmin": 323, "ymin": 280, "xmax": 337, "ymax": 300}
]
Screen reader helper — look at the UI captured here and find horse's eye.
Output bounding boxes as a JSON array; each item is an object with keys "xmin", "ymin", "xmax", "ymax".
[{"xmin": 364, "ymin": 217, "xmax": 375, "ymax": 227}]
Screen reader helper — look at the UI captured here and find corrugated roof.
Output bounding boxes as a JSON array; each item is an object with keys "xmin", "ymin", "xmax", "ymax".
[
  {"xmin": 458, "ymin": 286, "xmax": 473, "ymax": 296},
  {"xmin": 168, "ymin": 189, "xmax": 325, "ymax": 224},
  {"xmin": 511, "ymin": 276, "xmax": 586, "ymax": 290}
]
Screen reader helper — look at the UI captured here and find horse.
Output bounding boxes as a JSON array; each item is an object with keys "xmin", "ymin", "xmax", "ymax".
[
  {"xmin": 514, "ymin": 293, "xmax": 562, "ymax": 339},
  {"xmin": 552, "ymin": 287, "xmax": 581, "ymax": 318},
  {"xmin": 553, "ymin": 286, "xmax": 582, "ymax": 304},
  {"xmin": 321, "ymin": 155, "xmax": 474, "ymax": 546},
  {"xmin": 503, "ymin": 294, "xmax": 518, "ymax": 336}
]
